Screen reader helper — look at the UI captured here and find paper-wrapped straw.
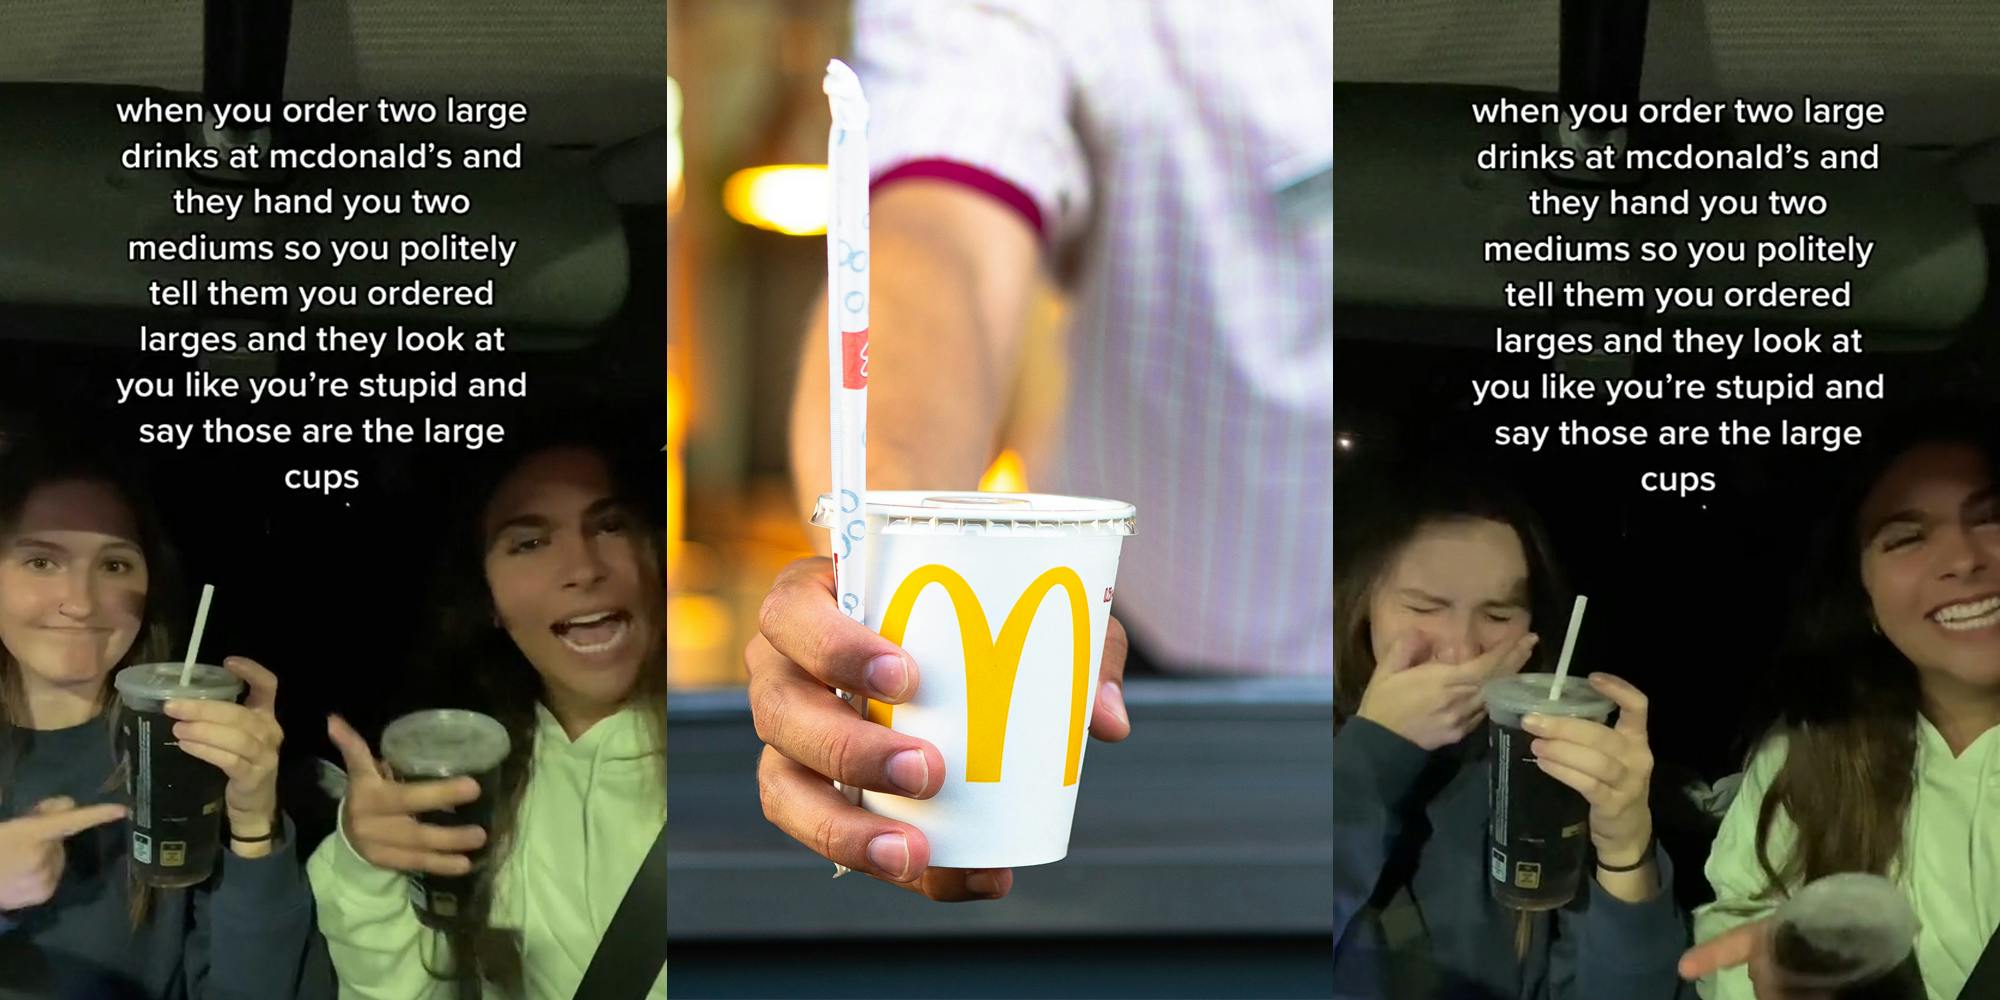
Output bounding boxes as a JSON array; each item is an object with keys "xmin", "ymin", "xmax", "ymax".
[{"xmin": 824, "ymin": 59, "xmax": 871, "ymax": 873}]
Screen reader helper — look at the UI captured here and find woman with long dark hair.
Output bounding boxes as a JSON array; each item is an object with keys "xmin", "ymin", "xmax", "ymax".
[
  {"xmin": 307, "ymin": 431, "xmax": 666, "ymax": 999},
  {"xmin": 0, "ymin": 441, "xmax": 326, "ymax": 998},
  {"xmin": 1684, "ymin": 406, "xmax": 2000, "ymax": 999},
  {"xmin": 1334, "ymin": 457, "xmax": 1690, "ymax": 999}
]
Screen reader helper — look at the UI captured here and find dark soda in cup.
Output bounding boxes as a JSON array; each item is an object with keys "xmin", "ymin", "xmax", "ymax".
[
  {"xmin": 1768, "ymin": 873, "xmax": 1925, "ymax": 999},
  {"xmin": 380, "ymin": 709, "xmax": 511, "ymax": 928},
  {"xmin": 1483, "ymin": 673, "xmax": 1614, "ymax": 911},
  {"xmin": 114, "ymin": 662, "xmax": 245, "ymax": 889}
]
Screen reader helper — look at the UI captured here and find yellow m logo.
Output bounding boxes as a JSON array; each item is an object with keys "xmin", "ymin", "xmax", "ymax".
[{"xmin": 866, "ymin": 564, "xmax": 1091, "ymax": 785}]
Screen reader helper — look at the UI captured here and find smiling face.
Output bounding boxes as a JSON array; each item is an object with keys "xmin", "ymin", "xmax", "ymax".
[
  {"xmin": 1858, "ymin": 442, "xmax": 2000, "ymax": 690},
  {"xmin": 482, "ymin": 447, "xmax": 660, "ymax": 719},
  {"xmin": 0, "ymin": 479, "xmax": 148, "ymax": 696},
  {"xmin": 1367, "ymin": 517, "xmax": 1532, "ymax": 667}
]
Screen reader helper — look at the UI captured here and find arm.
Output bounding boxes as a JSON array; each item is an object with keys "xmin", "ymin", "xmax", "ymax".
[
  {"xmin": 1331, "ymin": 716, "xmax": 1437, "ymax": 949},
  {"xmin": 184, "ymin": 814, "xmax": 327, "ymax": 1000},
  {"xmin": 1548, "ymin": 841, "xmax": 1697, "ymax": 1000},
  {"xmin": 787, "ymin": 180, "xmax": 1042, "ymax": 521},
  {"xmin": 305, "ymin": 803, "xmax": 453, "ymax": 1000},
  {"xmin": 1689, "ymin": 737, "xmax": 1793, "ymax": 1000}
]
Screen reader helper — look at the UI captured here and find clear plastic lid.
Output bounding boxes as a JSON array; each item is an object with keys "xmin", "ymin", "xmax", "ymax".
[
  {"xmin": 1483, "ymin": 673, "xmax": 1614, "ymax": 726},
  {"xmin": 114, "ymin": 663, "xmax": 244, "ymax": 704},
  {"xmin": 811, "ymin": 491, "xmax": 1136, "ymax": 537},
  {"xmin": 381, "ymin": 709, "xmax": 512, "ymax": 778},
  {"xmin": 1772, "ymin": 872, "xmax": 1921, "ymax": 988}
]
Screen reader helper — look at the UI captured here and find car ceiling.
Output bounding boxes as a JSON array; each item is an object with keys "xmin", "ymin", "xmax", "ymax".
[
  {"xmin": 1335, "ymin": 0, "xmax": 2000, "ymax": 203},
  {"xmin": 0, "ymin": 1, "xmax": 664, "ymax": 171}
]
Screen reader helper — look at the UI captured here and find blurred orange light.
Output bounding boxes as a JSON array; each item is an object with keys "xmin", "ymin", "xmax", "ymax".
[
  {"xmin": 723, "ymin": 164, "xmax": 827, "ymax": 236},
  {"xmin": 978, "ymin": 449, "xmax": 1028, "ymax": 493}
]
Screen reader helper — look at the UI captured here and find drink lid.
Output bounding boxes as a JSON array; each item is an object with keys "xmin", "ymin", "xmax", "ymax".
[
  {"xmin": 381, "ymin": 709, "xmax": 512, "ymax": 777},
  {"xmin": 1483, "ymin": 673, "xmax": 1615, "ymax": 721},
  {"xmin": 811, "ymin": 491, "xmax": 1136, "ymax": 537},
  {"xmin": 114, "ymin": 662, "xmax": 244, "ymax": 703},
  {"xmin": 1773, "ymin": 872, "xmax": 1920, "ymax": 988}
]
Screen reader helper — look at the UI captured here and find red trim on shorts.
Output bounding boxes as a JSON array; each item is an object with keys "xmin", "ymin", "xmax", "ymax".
[{"xmin": 872, "ymin": 159, "xmax": 1045, "ymax": 238}]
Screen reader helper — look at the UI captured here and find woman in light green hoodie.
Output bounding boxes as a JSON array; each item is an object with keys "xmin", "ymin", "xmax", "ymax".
[{"xmin": 307, "ymin": 433, "xmax": 665, "ymax": 999}]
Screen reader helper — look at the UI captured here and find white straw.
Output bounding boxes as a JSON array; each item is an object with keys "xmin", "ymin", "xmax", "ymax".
[
  {"xmin": 823, "ymin": 60, "xmax": 872, "ymax": 870},
  {"xmin": 1547, "ymin": 594, "xmax": 1588, "ymax": 701},
  {"xmin": 180, "ymin": 584, "xmax": 215, "ymax": 686}
]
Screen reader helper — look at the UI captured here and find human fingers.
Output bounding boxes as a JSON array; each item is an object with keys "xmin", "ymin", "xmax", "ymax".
[
  {"xmin": 176, "ymin": 739, "xmax": 256, "ymax": 781},
  {"xmin": 1535, "ymin": 755, "xmax": 1617, "ymax": 802},
  {"xmin": 757, "ymin": 746, "xmax": 929, "ymax": 883},
  {"xmin": 350, "ymin": 841, "xmax": 476, "ymax": 877},
  {"xmin": 908, "ymin": 867, "xmax": 1015, "ymax": 902},
  {"xmin": 350, "ymin": 814, "xmax": 488, "ymax": 854},
  {"xmin": 1521, "ymin": 713, "xmax": 1626, "ymax": 756},
  {"xmin": 1375, "ymin": 632, "xmax": 1431, "ymax": 676},
  {"xmin": 221, "ymin": 656, "xmax": 280, "ymax": 713},
  {"xmin": 748, "ymin": 636, "xmax": 943, "ymax": 797},
  {"xmin": 172, "ymin": 718, "xmax": 275, "ymax": 764},
  {"xmin": 1090, "ymin": 616, "xmax": 1131, "ymax": 742},
  {"xmin": 369, "ymin": 776, "xmax": 484, "ymax": 817},
  {"xmin": 326, "ymin": 715, "xmax": 382, "ymax": 784},
  {"xmin": 755, "ymin": 558, "xmax": 917, "ymax": 703},
  {"xmin": 1589, "ymin": 672, "xmax": 1650, "ymax": 737},
  {"xmin": 16, "ymin": 802, "xmax": 129, "ymax": 842},
  {"xmin": 1679, "ymin": 921, "xmax": 1766, "ymax": 979},
  {"xmin": 1530, "ymin": 737, "xmax": 1629, "ymax": 792}
]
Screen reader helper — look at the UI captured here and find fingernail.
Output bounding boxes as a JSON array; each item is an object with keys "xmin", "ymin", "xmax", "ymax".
[
  {"xmin": 866, "ymin": 654, "xmax": 911, "ymax": 700},
  {"xmin": 1522, "ymin": 714, "xmax": 1545, "ymax": 732},
  {"xmin": 964, "ymin": 870, "xmax": 1001, "ymax": 897},
  {"xmin": 1101, "ymin": 681, "xmax": 1129, "ymax": 728},
  {"xmin": 867, "ymin": 833, "xmax": 911, "ymax": 879},
  {"xmin": 886, "ymin": 749, "xmax": 929, "ymax": 795}
]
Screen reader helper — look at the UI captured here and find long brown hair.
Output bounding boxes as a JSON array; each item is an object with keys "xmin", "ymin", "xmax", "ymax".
[
  {"xmin": 1333, "ymin": 457, "xmax": 1567, "ymax": 727},
  {"xmin": 1748, "ymin": 406, "xmax": 2000, "ymax": 899},
  {"xmin": 0, "ymin": 440, "xmax": 185, "ymax": 926},
  {"xmin": 407, "ymin": 428, "xmax": 666, "ymax": 997}
]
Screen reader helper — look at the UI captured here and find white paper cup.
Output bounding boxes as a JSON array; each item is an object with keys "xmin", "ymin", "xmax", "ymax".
[{"xmin": 812, "ymin": 491, "xmax": 1137, "ymax": 868}]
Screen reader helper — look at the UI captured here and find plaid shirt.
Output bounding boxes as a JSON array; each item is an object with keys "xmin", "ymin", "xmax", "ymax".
[{"xmin": 856, "ymin": 0, "xmax": 1333, "ymax": 676}]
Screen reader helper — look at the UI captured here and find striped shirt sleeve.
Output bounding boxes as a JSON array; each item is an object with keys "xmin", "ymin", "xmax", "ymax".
[{"xmin": 850, "ymin": 0, "xmax": 1091, "ymax": 247}]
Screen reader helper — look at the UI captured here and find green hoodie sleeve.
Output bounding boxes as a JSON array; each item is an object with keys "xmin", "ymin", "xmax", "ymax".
[
  {"xmin": 1691, "ymin": 735, "xmax": 1793, "ymax": 1000},
  {"xmin": 306, "ymin": 800, "xmax": 454, "ymax": 1000}
]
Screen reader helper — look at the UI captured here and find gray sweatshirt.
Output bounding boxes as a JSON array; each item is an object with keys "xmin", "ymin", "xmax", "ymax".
[
  {"xmin": 0, "ymin": 716, "xmax": 333, "ymax": 1000},
  {"xmin": 1335, "ymin": 715, "xmax": 1696, "ymax": 999}
]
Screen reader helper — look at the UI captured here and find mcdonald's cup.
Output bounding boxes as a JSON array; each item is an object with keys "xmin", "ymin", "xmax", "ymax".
[{"xmin": 813, "ymin": 491, "xmax": 1137, "ymax": 868}]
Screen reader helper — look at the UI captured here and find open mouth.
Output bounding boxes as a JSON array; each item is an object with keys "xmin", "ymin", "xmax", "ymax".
[
  {"xmin": 551, "ymin": 610, "xmax": 632, "ymax": 655},
  {"xmin": 1931, "ymin": 594, "xmax": 2000, "ymax": 632}
]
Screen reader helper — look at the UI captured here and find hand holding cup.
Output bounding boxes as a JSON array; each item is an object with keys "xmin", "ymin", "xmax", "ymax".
[
  {"xmin": 1520, "ymin": 672, "xmax": 1655, "ymax": 866},
  {"xmin": 746, "ymin": 555, "xmax": 1132, "ymax": 901},
  {"xmin": 163, "ymin": 656, "xmax": 285, "ymax": 845},
  {"xmin": 327, "ymin": 715, "xmax": 488, "ymax": 876}
]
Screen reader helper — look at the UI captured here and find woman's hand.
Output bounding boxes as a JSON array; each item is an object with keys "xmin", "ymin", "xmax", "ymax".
[
  {"xmin": 1520, "ymin": 672, "xmax": 1655, "ymax": 874},
  {"xmin": 1680, "ymin": 919, "xmax": 1833, "ymax": 1000},
  {"xmin": 165, "ymin": 656, "xmax": 284, "ymax": 855},
  {"xmin": 327, "ymin": 715, "xmax": 488, "ymax": 875},
  {"xmin": 1356, "ymin": 632, "xmax": 1539, "ymax": 750},
  {"xmin": 0, "ymin": 798, "xmax": 128, "ymax": 911}
]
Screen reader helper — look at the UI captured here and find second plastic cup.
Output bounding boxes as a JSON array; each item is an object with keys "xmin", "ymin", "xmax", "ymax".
[
  {"xmin": 380, "ymin": 709, "xmax": 512, "ymax": 927},
  {"xmin": 115, "ymin": 662, "xmax": 246, "ymax": 888},
  {"xmin": 1483, "ymin": 672, "xmax": 1615, "ymax": 910},
  {"xmin": 813, "ymin": 491, "xmax": 1136, "ymax": 868}
]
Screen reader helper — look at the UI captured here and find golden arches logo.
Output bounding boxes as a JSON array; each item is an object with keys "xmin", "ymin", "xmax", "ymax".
[{"xmin": 866, "ymin": 564, "xmax": 1091, "ymax": 785}]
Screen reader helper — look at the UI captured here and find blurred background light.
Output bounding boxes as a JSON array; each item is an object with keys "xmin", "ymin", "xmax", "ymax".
[{"xmin": 723, "ymin": 164, "xmax": 827, "ymax": 235}]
